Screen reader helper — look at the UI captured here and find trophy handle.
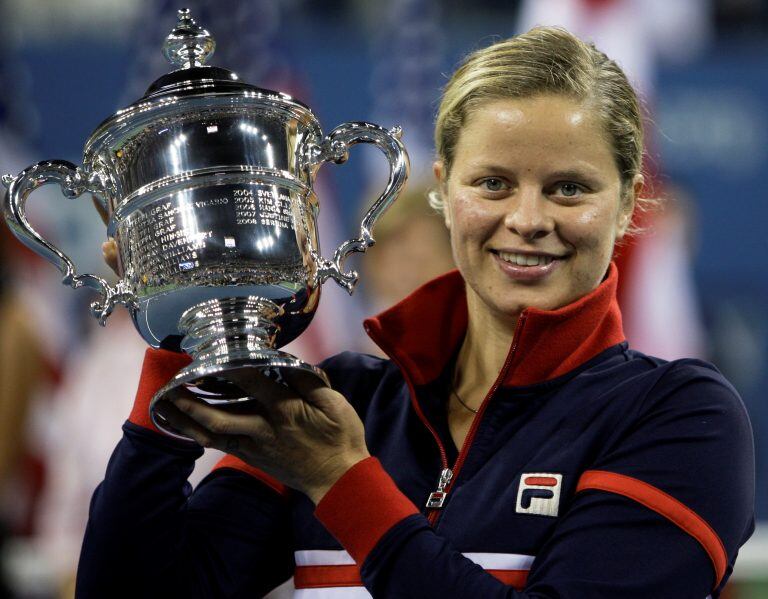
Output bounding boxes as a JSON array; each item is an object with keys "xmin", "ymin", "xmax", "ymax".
[
  {"xmin": 315, "ymin": 122, "xmax": 410, "ymax": 293},
  {"xmin": 2, "ymin": 160, "xmax": 137, "ymax": 325}
]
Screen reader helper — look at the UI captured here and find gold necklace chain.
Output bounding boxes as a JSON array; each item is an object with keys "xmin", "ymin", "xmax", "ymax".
[
  {"xmin": 451, "ymin": 386, "xmax": 478, "ymax": 414},
  {"xmin": 451, "ymin": 365, "xmax": 479, "ymax": 414}
]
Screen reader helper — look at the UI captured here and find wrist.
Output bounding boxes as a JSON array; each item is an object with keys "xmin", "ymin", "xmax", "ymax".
[
  {"xmin": 129, "ymin": 348, "xmax": 192, "ymax": 432},
  {"xmin": 306, "ymin": 451, "xmax": 370, "ymax": 504}
]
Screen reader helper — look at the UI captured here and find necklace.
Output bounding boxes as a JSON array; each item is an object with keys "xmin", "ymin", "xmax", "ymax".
[
  {"xmin": 451, "ymin": 365, "xmax": 479, "ymax": 414},
  {"xmin": 451, "ymin": 386, "xmax": 478, "ymax": 414}
]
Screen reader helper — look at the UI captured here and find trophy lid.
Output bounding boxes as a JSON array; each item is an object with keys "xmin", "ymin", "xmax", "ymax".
[
  {"xmin": 84, "ymin": 8, "xmax": 314, "ymax": 158},
  {"xmin": 162, "ymin": 7, "xmax": 215, "ymax": 69},
  {"xmin": 139, "ymin": 8, "xmax": 298, "ymax": 103}
]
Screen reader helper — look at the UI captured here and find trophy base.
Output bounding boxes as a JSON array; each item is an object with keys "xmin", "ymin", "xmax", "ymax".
[
  {"xmin": 149, "ymin": 352, "xmax": 329, "ymax": 441},
  {"xmin": 148, "ymin": 295, "xmax": 329, "ymax": 441}
]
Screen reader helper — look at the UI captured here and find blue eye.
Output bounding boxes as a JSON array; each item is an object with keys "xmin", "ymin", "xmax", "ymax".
[
  {"xmin": 558, "ymin": 183, "xmax": 582, "ymax": 197},
  {"xmin": 482, "ymin": 178, "xmax": 505, "ymax": 192}
]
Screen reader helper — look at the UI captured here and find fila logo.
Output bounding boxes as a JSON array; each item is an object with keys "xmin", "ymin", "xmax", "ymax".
[{"xmin": 515, "ymin": 473, "xmax": 563, "ymax": 517}]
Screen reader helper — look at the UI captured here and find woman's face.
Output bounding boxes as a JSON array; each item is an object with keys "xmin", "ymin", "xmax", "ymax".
[{"xmin": 435, "ymin": 95, "xmax": 640, "ymax": 323}]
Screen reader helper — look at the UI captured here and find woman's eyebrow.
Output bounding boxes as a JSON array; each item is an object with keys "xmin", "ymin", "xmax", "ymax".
[
  {"xmin": 465, "ymin": 162, "xmax": 517, "ymax": 175},
  {"xmin": 547, "ymin": 169, "xmax": 601, "ymax": 183},
  {"xmin": 461, "ymin": 161, "xmax": 606, "ymax": 183},
  {"xmin": 549, "ymin": 169, "xmax": 583, "ymax": 178}
]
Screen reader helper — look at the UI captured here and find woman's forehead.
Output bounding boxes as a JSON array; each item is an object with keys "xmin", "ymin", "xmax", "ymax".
[
  {"xmin": 455, "ymin": 96, "xmax": 616, "ymax": 172},
  {"xmin": 461, "ymin": 96, "xmax": 606, "ymax": 142}
]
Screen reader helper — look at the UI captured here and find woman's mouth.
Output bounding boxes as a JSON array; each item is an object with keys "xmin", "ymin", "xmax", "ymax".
[
  {"xmin": 496, "ymin": 250, "xmax": 555, "ymax": 266},
  {"xmin": 491, "ymin": 250, "xmax": 564, "ymax": 280}
]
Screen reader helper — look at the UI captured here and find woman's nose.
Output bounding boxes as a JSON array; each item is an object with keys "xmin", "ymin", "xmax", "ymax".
[{"xmin": 503, "ymin": 188, "xmax": 554, "ymax": 241}]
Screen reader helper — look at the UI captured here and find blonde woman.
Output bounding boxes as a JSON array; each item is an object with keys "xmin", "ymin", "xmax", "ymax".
[{"xmin": 78, "ymin": 28, "xmax": 754, "ymax": 598}]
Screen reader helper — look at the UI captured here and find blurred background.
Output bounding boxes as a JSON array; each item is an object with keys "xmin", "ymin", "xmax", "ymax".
[{"xmin": 0, "ymin": 0, "xmax": 765, "ymax": 597}]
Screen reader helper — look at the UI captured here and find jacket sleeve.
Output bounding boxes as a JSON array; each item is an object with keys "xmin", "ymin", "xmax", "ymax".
[
  {"xmin": 75, "ymin": 349, "xmax": 294, "ymax": 599},
  {"xmin": 314, "ymin": 362, "xmax": 755, "ymax": 598}
]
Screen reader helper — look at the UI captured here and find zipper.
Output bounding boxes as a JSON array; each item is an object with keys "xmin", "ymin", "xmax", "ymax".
[
  {"xmin": 363, "ymin": 322, "xmax": 450, "ymax": 475},
  {"xmin": 425, "ymin": 312, "xmax": 527, "ymax": 526},
  {"xmin": 425, "ymin": 468, "xmax": 453, "ymax": 508},
  {"xmin": 364, "ymin": 313, "xmax": 527, "ymax": 527}
]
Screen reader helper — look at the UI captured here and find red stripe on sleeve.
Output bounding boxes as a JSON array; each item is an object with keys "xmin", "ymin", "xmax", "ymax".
[
  {"xmin": 292, "ymin": 565, "xmax": 529, "ymax": 590},
  {"xmin": 486, "ymin": 570, "xmax": 528, "ymax": 589},
  {"xmin": 293, "ymin": 565, "xmax": 362, "ymax": 588},
  {"xmin": 315, "ymin": 457, "xmax": 419, "ymax": 564},
  {"xmin": 576, "ymin": 470, "xmax": 727, "ymax": 587},
  {"xmin": 212, "ymin": 455, "xmax": 289, "ymax": 498},
  {"xmin": 129, "ymin": 348, "xmax": 192, "ymax": 433}
]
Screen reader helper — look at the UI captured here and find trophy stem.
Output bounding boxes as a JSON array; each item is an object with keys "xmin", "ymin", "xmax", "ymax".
[
  {"xmin": 150, "ymin": 295, "xmax": 329, "ymax": 441},
  {"xmin": 178, "ymin": 296, "xmax": 282, "ymax": 365}
]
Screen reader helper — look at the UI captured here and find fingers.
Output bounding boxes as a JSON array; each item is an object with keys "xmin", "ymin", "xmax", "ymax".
[
  {"xmin": 165, "ymin": 369, "xmax": 337, "ymax": 447},
  {"xmin": 282, "ymin": 369, "xmax": 326, "ymax": 395},
  {"xmin": 101, "ymin": 238, "xmax": 119, "ymax": 275},
  {"xmin": 171, "ymin": 396, "xmax": 274, "ymax": 442},
  {"xmin": 158, "ymin": 397, "xmax": 274, "ymax": 463},
  {"xmin": 229, "ymin": 367, "xmax": 337, "ymax": 412},
  {"xmin": 154, "ymin": 399, "xmax": 222, "ymax": 447},
  {"xmin": 96, "ymin": 191, "xmax": 117, "ymax": 275},
  {"xmin": 222, "ymin": 367, "xmax": 327, "ymax": 401},
  {"xmin": 282, "ymin": 369, "xmax": 333, "ymax": 408},
  {"xmin": 92, "ymin": 194, "xmax": 109, "ymax": 225},
  {"xmin": 226, "ymin": 369, "xmax": 296, "ymax": 404},
  {"xmin": 227, "ymin": 368, "xmax": 335, "ymax": 417}
]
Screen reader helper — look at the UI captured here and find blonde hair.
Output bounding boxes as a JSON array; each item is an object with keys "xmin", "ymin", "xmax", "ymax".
[{"xmin": 430, "ymin": 27, "xmax": 653, "ymax": 233}]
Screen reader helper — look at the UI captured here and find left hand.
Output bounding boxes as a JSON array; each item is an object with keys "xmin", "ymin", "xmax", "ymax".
[
  {"xmin": 93, "ymin": 195, "xmax": 120, "ymax": 276},
  {"xmin": 156, "ymin": 370, "xmax": 370, "ymax": 504}
]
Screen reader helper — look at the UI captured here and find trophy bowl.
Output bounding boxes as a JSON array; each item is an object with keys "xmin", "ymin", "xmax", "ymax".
[{"xmin": 2, "ymin": 9, "xmax": 409, "ymax": 439}]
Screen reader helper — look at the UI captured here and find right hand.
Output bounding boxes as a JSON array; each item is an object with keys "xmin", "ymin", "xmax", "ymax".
[{"xmin": 156, "ymin": 369, "xmax": 371, "ymax": 504}]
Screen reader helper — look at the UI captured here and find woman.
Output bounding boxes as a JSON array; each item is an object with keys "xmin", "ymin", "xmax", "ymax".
[{"xmin": 77, "ymin": 27, "xmax": 754, "ymax": 598}]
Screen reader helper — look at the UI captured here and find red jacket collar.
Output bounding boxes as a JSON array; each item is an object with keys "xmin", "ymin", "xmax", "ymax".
[{"xmin": 364, "ymin": 262, "xmax": 625, "ymax": 387}]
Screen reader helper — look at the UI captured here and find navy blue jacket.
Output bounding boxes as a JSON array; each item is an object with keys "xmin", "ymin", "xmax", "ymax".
[{"xmin": 76, "ymin": 264, "xmax": 755, "ymax": 598}]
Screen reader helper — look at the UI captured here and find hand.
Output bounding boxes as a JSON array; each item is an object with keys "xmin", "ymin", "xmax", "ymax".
[
  {"xmin": 101, "ymin": 238, "xmax": 119, "ymax": 275},
  {"xmin": 93, "ymin": 195, "xmax": 120, "ymax": 276},
  {"xmin": 156, "ymin": 370, "xmax": 371, "ymax": 504}
]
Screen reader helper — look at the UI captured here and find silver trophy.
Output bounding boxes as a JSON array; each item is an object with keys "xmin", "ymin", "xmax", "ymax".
[{"xmin": 2, "ymin": 9, "xmax": 409, "ymax": 438}]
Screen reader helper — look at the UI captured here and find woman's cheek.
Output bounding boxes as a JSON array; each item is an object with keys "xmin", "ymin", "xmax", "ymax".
[
  {"xmin": 451, "ymin": 188, "xmax": 496, "ymax": 226},
  {"xmin": 446, "ymin": 189, "xmax": 483, "ymax": 267},
  {"xmin": 565, "ymin": 204, "xmax": 617, "ymax": 250},
  {"xmin": 573, "ymin": 204, "xmax": 603, "ymax": 227}
]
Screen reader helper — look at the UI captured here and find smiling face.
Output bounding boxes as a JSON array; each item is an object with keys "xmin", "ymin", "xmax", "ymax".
[{"xmin": 435, "ymin": 95, "xmax": 640, "ymax": 325}]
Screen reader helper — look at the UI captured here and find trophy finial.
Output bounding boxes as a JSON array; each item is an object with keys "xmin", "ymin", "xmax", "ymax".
[{"xmin": 162, "ymin": 8, "xmax": 216, "ymax": 69}]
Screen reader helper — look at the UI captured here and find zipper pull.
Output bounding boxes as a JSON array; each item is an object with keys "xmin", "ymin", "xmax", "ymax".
[{"xmin": 425, "ymin": 468, "xmax": 453, "ymax": 509}]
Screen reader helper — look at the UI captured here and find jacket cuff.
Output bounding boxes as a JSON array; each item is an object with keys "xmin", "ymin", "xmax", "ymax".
[
  {"xmin": 314, "ymin": 457, "xmax": 419, "ymax": 564},
  {"xmin": 128, "ymin": 348, "xmax": 192, "ymax": 433}
]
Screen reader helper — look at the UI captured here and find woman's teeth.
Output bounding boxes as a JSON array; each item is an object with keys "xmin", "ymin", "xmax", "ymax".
[{"xmin": 497, "ymin": 251, "xmax": 555, "ymax": 266}]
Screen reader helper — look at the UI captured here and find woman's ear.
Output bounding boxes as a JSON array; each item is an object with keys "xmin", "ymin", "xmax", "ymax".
[
  {"xmin": 433, "ymin": 160, "xmax": 451, "ymax": 229},
  {"xmin": 617, "ymin": 173, "xmax": 644, "ymax": 239}
]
